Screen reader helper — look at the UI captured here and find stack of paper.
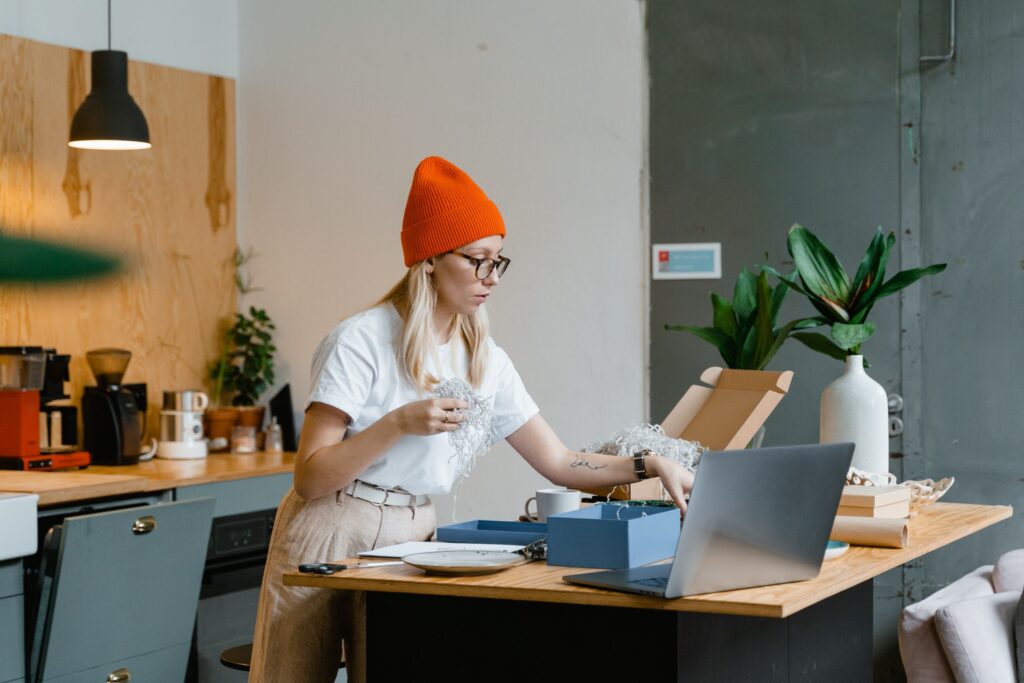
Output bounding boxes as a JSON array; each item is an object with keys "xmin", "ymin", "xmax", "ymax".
[{"xmin": 358, "ymin": 541, "xmax": 525, "ymax": 558}]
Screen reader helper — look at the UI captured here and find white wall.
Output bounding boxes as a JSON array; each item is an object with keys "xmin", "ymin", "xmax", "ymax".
[
  {"xmin": 239, "ymin": 0, "xmax": 648, "ymax": 522},
  {"xmin": 0, "ymin": 0, "xmax": 238, "ymax": 77}
]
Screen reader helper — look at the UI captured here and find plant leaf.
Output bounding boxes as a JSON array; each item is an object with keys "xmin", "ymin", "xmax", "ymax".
[
  {"xmin": 874, "ymin": 263, "xmax": 948, "ymax": 300},
  {"xmin": 732, "ymin": 269, "xmax": 757, "ymax": 321},
  {"xmin": 753, "ymin": 271, "xmax": 775, "ymax": 366},
  {"xmin": 848, "ymin": 229, "xmax": 894, "ymax": 315},
  {"xmin": 787, "ymin": 224, "xmax": 851, "ymax": 305},
  {"xmin": 792, "ymin": 316, "xmax": 827, "ymax": 330},
  {"xmin": 0, "ymin": 233, "xmax": 121, "ymax": 282},
  {"xmin": 791, "ymin": 331, "xmax": 849, "ymax": 362},
  {"xmin": 831, "ymin": 322, "xmax": 876, "ymax": 351},
  {"xmin": 665, "ymin": 325, "xmax": 737, "ymax": 367},
  {"xmin": 759, "ymin": 264, "xmax": 811, "ymax": 298},
  {"xmin": 737, "ymin": 325, "xmax": 759, "ymax": 369},
  {"xmin": 757, "ymin": 317, "xmax": 818, "ymax": 370},
  {"xmin": 710, "ymin": 293, "xmax": 738, "ymax": 339},
  {"xmin": 768, "ymin": 272, "xmax": 789, "ymax": 321}
]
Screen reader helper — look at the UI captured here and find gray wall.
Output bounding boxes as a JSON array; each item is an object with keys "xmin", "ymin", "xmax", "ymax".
[
  {"xmin": 648, "ymin": 0, "xmax": 901, "ymax": 445},
  {"xmin": 651, "ymin": 1, "xmax": 1024, "ymax": 680},
  {"xmin": 910, "ymin": 0, "xmax": 1024, "ymax": 608}
]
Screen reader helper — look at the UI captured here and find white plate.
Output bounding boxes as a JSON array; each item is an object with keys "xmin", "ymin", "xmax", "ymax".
[
  {"xmin": 402, "ymin": 550, "xmax": 528, "ymax": 576},
  {"xmin": 824, "ymin": 540, "xmax": 849, "ymax": 561}
]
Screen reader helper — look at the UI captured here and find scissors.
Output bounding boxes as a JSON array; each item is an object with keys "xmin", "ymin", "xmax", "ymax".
[{"xmin": 298, "ymin": 561, "xmax": 403, "ymax": 575}]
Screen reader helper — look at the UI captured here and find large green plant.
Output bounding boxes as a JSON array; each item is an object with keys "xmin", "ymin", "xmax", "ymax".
[
  {"xmin": 210, "ymin": 306, "xmax": 276, "ymax": 406},
  {"xmin": 665, "ymin": 268, "xmax": 819, "ymax": 370},
  {"xmin": 761, "ymin": 224, "xmax": 946, "ymax": 359}
]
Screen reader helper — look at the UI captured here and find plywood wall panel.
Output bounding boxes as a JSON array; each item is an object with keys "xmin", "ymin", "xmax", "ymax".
[{"xmin": 0, "ymin": 34, "xmax": 236, "ymax": 440}]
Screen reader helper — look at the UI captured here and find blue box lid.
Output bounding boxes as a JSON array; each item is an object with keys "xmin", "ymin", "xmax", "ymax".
[{"xmin": 436, "ymin": 519, "xmax": 547, "ymax": 546}]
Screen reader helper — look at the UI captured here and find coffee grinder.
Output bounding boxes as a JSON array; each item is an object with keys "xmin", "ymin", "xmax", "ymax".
[
  {"xmin": 81, "ymin": 348, "xmax": 155, "ymax": 465},
  {"xmin": 0, "ymin": 346, "xmax": 90, "ymax": 470}
]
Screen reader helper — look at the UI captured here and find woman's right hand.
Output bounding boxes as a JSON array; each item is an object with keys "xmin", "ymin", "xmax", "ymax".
[{"xmin": 389, "ymin": 398, "xmax": 469, "ymax": 435}]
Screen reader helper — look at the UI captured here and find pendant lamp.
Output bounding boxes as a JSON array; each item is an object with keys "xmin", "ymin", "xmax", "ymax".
[{"xmin": 68, "ymin": 0, "xmax": 151, "ymax": 150}]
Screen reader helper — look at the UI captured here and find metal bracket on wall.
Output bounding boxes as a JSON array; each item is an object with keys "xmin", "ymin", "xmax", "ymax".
[{"xmin": 920, "ymin": 0, "xmax": 956, "ymax": 63}]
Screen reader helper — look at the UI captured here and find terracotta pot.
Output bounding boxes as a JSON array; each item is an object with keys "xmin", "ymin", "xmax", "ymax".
[
  {"xmin": 236, "ymin": 405, "xmax": 266, "ymax": 430},
  {"xmin": 204, "ymin": 408, "xmax": 239, "ymax": 452}
]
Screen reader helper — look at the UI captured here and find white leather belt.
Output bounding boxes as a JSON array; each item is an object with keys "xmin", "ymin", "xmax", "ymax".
[{"xmin": 344, "ymin": 480, "xmax": 428, "ymax": 507}]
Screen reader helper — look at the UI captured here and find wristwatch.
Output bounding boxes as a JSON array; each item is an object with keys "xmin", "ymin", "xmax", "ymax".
[{"xmin": 633, "ymin": 449, "xmax": 652, "ymax": 480}]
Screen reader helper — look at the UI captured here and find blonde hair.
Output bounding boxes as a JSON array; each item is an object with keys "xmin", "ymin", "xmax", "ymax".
[{"xmin": 378, "ymin": 261, "xmax": 490, "ymax": 393}]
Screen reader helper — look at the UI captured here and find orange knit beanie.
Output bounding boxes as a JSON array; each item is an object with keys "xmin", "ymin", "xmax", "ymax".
[{"xmin": 401, "ymin": 156, "xmax": 506, "ymax": 267}]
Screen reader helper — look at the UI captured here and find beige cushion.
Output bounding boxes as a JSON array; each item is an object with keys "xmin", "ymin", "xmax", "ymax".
[
  {"xmin": 993, "ymin": 550, "xmax": 1024, "ymax": 593},
  {"xmin": 934, "ymin": 590, "xmax": 1020, "ymax": 683},
  {"xmin": 899, "ymin": 565, "xmax": 994, "ymax": 683}
]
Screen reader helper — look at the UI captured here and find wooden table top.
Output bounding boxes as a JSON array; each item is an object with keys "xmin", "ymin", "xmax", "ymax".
[
  {"xmin": 284, "ymin": 502, "xmax": 1012, "ymax": 619},
  {"xmin": 0, "ymin": 451, "xmax": 295, "ymax": 506}
]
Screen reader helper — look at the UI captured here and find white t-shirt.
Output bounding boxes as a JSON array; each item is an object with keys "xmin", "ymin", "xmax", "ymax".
[{"xmin": 306, "ymin": 304, "xmax": 539, "ymax": 495}]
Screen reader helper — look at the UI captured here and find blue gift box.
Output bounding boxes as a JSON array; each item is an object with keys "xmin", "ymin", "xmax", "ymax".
[
  {"xmin": 436, "ymin": 520, "xmax": 548, "ymax": 546},
  {"xmin": 546, "ymin": 504, "xmax": 680, "ymax": 569}
]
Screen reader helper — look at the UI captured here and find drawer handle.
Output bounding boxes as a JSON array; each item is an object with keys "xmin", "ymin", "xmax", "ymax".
[
  {"xmin": 107, "ymin": 668, "xmax": 131, "ymax": 682},
  {"xmin": 132, "ymin": 515, "xmax": 156, "ymax": 535}
]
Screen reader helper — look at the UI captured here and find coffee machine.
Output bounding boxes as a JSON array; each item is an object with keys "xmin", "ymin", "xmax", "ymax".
[
  {"xmin": 40, "ymin": 349, "xmax": 79, "ymax": 451},
  {"xmin": 81, "ymin": 348, "xmax": 156, "ymax": 465},
  {"xmin": 0, "ymin": 346, "xmax": 90, "ymax": 470}
]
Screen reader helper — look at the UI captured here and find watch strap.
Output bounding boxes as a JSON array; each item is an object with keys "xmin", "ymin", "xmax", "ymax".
[{"xmin": 633, "ymin": 449, "xmax": 651, "ymax": 480}]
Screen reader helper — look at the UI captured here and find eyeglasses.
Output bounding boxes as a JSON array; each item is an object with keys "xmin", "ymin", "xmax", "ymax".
[{"xmin": 448, "ymin": 251, "xmax": 511, "ymax": 280}]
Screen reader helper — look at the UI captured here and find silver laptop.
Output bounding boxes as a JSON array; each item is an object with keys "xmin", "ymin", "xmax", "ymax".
[{"xmin": 563, "ymin": 442, "xmax": 854, "ymax": 598}]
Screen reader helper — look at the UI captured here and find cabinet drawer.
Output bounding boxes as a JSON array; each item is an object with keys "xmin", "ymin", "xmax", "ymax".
[
  {"xmin": 0, "ymin": 594, "xmax": 24, "ymax": 682},
  {"xmin": 0, "ymin": 559, "xmax": 22, "ymax": 599},
  {"xmin": 35, "ymin": 498, "xmax": 214, "ymax": 681},
  {"xmin": 176, "ymin": 473, "xmax": 291, "ymax": 517},
  {"xmin": 44, "ymin": 643, "xmax": 189, "ymax": 683}
]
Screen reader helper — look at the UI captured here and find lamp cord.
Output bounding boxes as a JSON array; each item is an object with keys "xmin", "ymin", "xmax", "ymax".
[{"xmin": 107, "ymin": 0, "xmax": 111, "ymax": 50}]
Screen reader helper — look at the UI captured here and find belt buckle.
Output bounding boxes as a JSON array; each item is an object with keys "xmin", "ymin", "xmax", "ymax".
[{"xmin": 363, "ymin": 482, "xmax": 388, "ymax": 508}]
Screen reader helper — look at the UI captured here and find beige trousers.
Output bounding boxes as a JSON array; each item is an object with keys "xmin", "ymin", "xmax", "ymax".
[{"xmin": 249, "ymin": 486, "xmax": 435, "ymax": 682}]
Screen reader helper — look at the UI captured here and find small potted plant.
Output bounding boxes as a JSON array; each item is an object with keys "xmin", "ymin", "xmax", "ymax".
[
  {"xmin": 665, "ymin": 267, "xmax": 818, "ymax": 371},
  {"xmin": 761, "ymin": 224, "xmax": 946, "ymax": 474},
  {"xmin": 665, "ymin": 268, "xmax": 817, "ymax": 447},
  {"xmin": 207, "ymin": 306, "xmax": 277, "ymax": 446}
]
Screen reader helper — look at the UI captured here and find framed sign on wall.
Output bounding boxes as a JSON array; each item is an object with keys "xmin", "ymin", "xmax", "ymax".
[{"xmin": 651, "ymin": 243, "xmax": 721, "ymax": 280}]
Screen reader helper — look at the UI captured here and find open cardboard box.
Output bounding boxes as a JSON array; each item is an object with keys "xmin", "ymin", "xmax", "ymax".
[{"xmin": 586, "ymin": 366, "xmax": 794, "ymax": 500}]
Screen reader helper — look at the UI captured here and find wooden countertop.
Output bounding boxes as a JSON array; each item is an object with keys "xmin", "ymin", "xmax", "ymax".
[
  {"xmin": 0, "ymin": 451, "xmax": 295, "ymax": 506},
  {"xmin": 284, "ymin": 502, "xmax": 1012, "ymax": 619}
]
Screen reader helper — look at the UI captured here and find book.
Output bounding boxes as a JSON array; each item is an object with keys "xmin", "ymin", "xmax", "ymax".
[
  {"xmin": 840, "ymin": 485, "xmax": 911, "ymax": 508},
  {"xmin": 836, "ymin": 499, "xmax": 910, "ymax": 519}
]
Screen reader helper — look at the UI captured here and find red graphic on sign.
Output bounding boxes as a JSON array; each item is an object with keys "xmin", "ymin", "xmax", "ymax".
[{"xmin": 658, "ymin": 251, "xmax": 669, "ymax": 262}]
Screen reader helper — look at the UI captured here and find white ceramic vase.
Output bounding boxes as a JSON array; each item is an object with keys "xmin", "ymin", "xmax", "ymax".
[{"xmin": 820, "ymin": 355, "xmax": 889, "ymax": 475}]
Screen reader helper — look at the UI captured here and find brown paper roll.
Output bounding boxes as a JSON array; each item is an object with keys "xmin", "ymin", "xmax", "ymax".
[{"xmin": 831, "ymin": 516, "xmax": 909, "ymax": 549}]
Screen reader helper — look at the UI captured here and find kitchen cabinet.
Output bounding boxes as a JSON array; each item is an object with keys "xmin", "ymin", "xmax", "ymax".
[
  {"xmin": 0, "ymin": 561, "xmax": 25, "ymax": 683},
  {"xmin": 43, "ymin": 645, "xmax": 189, "ymax": 683},
  {"xmin": 176, "ymin": 473, "xmax": 291, "ymax": 517},
  {"xmin": 1, "ymin": 453, "xmax": 294, "ymax": 681},
  {"xmin": 31, "ymin": 498, "xmax": 214, "ymax": 682}
]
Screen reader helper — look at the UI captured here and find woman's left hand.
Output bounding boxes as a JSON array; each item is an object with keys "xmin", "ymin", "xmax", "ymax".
[{"xmin": 647, "ymin": 455, "xmax": 695, "ymax": 514}]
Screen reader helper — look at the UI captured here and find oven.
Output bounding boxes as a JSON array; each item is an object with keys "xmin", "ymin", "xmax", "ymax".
[{"xmin": 186, "ymin": 507, "xmax": 277, "ymax": 683}]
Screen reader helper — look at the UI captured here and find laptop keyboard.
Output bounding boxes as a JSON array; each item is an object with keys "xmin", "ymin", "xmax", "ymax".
[{"xmin": 627, "ymin": 576, "xmax": 669, "ymax": 588}]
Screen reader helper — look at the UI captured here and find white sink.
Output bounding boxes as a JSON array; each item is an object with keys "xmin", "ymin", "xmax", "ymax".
[{"xmin": 0, "ymin": 492, "xmax": 38, "ymax": 561}]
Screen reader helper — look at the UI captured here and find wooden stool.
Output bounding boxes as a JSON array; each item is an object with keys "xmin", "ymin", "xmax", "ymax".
[{"xmin": 219, "ymin": 643, "xmax": 346, "ymax": 672}]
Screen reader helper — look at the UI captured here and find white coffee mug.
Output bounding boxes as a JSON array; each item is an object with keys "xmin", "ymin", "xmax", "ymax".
[{"xmin": 524, "ymin": 488, "xmax": 581, "ymax": 522}]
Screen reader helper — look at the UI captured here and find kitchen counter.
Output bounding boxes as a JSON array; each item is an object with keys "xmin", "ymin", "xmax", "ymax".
[{"xmin": 0, "ymin": 451, "xmax": 295, "ymax": 506}]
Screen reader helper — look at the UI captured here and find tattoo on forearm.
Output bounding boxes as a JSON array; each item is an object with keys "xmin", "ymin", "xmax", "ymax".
[{"xmin": 569, "ymin": 454, "xmax": 607, "ymax": 471}]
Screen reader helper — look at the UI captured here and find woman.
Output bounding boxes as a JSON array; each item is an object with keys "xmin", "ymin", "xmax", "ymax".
[{"xmin": 250, "ymin": 156, "xmax": 695, "ymax": 682}]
